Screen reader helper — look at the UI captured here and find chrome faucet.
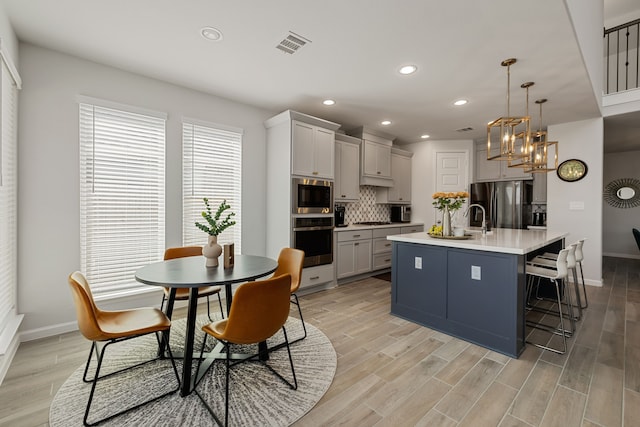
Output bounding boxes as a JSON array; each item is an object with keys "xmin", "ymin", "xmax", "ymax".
[{"xmin": 465, "ymin": 203, "xmax": 487, "ymax": 235}]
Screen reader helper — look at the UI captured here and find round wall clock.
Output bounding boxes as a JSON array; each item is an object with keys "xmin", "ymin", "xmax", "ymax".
[{"xmin": 557, "ymin": 159, "xmax": 588, "ymax": 182}]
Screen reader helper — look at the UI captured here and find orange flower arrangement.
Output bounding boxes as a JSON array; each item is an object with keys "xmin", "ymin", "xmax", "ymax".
[{"xmin": 432, "ymin": 191, "xmax": 469, "ymax": 211}]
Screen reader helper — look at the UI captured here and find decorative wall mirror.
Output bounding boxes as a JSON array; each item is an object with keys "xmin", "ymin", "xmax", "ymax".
[{"xmin": 604, "ymin": 177, "xmax": 640, "ymax": 208}]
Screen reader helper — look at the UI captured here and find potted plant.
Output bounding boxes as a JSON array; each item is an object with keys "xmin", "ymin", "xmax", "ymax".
[{"xmin": 195, "ymin": 198, "xmax": 236, "ymax": 267}]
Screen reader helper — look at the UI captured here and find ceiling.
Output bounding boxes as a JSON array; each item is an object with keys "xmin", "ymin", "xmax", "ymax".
[{"xmin": 1, "ymin": 0, "xmax": 638, "ymax": 150}]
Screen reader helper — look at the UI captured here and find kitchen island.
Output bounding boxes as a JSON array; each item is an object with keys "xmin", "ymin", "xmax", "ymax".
[{"xmin": 387, "ymin": 228, "xmax": 568, "ymax": 358}]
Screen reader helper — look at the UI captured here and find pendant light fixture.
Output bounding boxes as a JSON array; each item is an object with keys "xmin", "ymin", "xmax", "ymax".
[
  {"xmin": 525, "ymin": 99, "xmax": 558, "ymax": 173},
  {"xmin": 508, "ymin": 81, "xmax": 535, "ymax": 168},
  {"xmin": 487, "ymin": 58, "xmax": 530, "ymax": 161}
]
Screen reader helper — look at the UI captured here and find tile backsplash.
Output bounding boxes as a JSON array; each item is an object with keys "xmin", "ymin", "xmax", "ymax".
[{"xmin": 336, "ymin": 186, "xmax": 391, "ymax": 224}]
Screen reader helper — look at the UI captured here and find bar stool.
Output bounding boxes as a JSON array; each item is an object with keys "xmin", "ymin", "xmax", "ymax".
[
  {"xmin": 525, "ymin": 247, "xmax": 571, "ymax": 354},
  {"xmin": 538, "ymin": 239, "xmax": 588, "ymax": 310},
  {"xmin": 528, "ymin": 243, "xmax": 582, "ymax": 324}
]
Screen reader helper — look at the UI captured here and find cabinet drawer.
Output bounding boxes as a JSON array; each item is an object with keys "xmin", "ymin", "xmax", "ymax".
[
  {"xmin": 373, "ymin": 237, "xmax": 393, "ymax": 254},
  {"xmin": 372, "ymin": 227, "xmax": 401, "ymax": 238},
  {"xmin": 337, "ymin": 229, "xmax": 373, "ymax": 242},
  {"xmin": 373, "ymin": 253, "xmax": 393, "ymax": 270},
  {"xmin": 401, "ymin": 225, "xmax": 424, "ymax": 234},
  {"xmin": 301, "ymin": 264, "xmax": 334, "ymax": 289}
]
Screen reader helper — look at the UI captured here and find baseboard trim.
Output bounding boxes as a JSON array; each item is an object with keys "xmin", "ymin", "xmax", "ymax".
[
  {"xmin": 20, "ymin": 320, "xmax": 79, "ymax": 343},
  {"xmin": 603, "ymin": 252, "xmax": 640, "ymax": 260}
]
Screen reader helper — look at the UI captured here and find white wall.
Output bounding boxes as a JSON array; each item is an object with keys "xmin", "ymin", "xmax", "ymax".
[
  {"xmin": 603, "ymin": 150, "xmax": 640, "ymax": 258},
  {"xmin": 17, "ymin": 43, "xmax": 273, "ymax": 334},
  {"xmin": 0, "ymin": 2, "xmax": 18, "ymax": 66},
  {"xmin": 565, "ymin": 0, "xmax": 604, "ymax": 110},
  {"xmin": 405, "ymin": 140, "xmax": 474, "ymax": 228},
  {"xmin": 547, "ymin": 118, "xmax": 604, "ymax": 285}
]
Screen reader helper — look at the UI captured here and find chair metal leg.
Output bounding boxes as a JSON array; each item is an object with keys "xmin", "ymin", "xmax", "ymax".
[
  {"xmin": 217, "ymin": 293, "xmax": 225, "ymax": 319},
  {"xmin": 82, "ymin": 331, "xmax": 180, "ymax": 426},
  {"xmin": 578, "ymin": 261, "xmax": 588, "ymax": 309},
  {"xmin": 526, "ymin": 278, "xmax": 567, "ymax": 354},
  {"xmin": 290, "ymin": 293, "xmax": 307, "ymax": 344}
]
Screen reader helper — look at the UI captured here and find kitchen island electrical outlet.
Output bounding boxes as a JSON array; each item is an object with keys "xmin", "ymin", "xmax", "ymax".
[
  {"xmin": 415, "ymin": 257, "xmax": 422, "ymax": 269},
  {"xmin": 471, "ymin": 265, "xmax": 481, "ymax": 280}
]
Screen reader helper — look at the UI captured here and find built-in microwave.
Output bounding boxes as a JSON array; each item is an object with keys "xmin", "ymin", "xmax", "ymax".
[{"xmin": 292, "ymin": 178, "xmax": 333, "ymax": 214}]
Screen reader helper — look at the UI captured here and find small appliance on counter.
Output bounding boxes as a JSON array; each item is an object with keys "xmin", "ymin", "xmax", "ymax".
[
  {"xmin": 390, "ymin": 205, "xmax": 411, "ymax": 223},
  {"xmin": 532, "ymin": 208, "xmax": 546, "ymax": 226},
  {"xmin": 335, "ymin": 205, "xmax": 347, "ymax": 227}
]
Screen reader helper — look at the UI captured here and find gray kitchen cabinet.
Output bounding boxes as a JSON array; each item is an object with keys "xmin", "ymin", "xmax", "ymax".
[
  {"xmin": 264, "ymin": 110, "xmax": 340, "ymax": 288},
  {"xmin": 348, "ymin": 126, "xmax": 394, "ymax": 187},
  {"xmin": 377, "ymin": 148, "xmax": 413, "ymax": 204},
  {"xmin": 532, "ymin": 172, "xmax": 547, "ymax": 203},
  {"xmin": 292, "ymin": 120, "xmax": 335, "ymax": 179},
  {"xmin": 336, "ymin": 229, "xmax": 373, "ymax": 279},
  {"xmin": 300, "ymin": 264, "xmax": 335, "ymax": 290},
  {"xmin": 401, "ymin": 224, "xmax": 424, "ymax": 234},
  {"xmin": 362, "ymin": 139, "xmax": 391, "ymax": 179},
  {"xmin": 335, "ymin": 134, "xmax": 361, "ymax": 202},
  {"xmin": 372, "ymin": 227, "xmax": 400, "ymax": 270},
  {"xmin": 476, "ymin": 146, "xmax": 531, "ymax": 182}
]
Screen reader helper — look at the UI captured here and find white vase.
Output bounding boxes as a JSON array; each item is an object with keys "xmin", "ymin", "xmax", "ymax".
[{"xmin": 202, "ymin": 235, "xmax": 222, "ymax": 268}]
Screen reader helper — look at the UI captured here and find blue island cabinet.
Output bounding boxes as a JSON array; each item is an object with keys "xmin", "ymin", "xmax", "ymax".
[{"xmin": 391, "ymin": 241, "xmax": 526, "ymax": 358}]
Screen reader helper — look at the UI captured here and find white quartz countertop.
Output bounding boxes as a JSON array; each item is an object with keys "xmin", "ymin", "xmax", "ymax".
[
  {"xmin": 387, "ymin": 228, "xmax": 568, "ymax": 255},
  {"xmin": 334, "ymin": 222, "xmax": 423, "ymax": 231}
]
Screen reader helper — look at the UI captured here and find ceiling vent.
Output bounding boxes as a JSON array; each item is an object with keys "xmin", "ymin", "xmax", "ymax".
[
  {"xmin": 276, "ymin": 32, "xmax": 311, "ymax": 54},
  {"xmin": 456, "ymin": 127, "xmax": 474, "ymax": 132}
]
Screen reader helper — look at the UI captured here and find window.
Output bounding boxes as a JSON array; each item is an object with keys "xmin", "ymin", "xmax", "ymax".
[
  {"xmin": 0, "ymin": 48, "xmax": 20, "ymax": 349},
  {"xmin": 79, "ymin": 99, "xmax": 166, "ymax": 298},
  {"xmin": 182, "ymin": 120, "xmax": 242, "ymax": 252}
]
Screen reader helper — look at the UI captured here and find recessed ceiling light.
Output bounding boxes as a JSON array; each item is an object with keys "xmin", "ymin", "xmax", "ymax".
[
  {"xmin": 200, "ymin": 27, "xmax": 223, "ymax": 41},
  {"xmin": 322, "ymin": 99, "xmax": 335, "ymax": 106},
  {"xmin": 453, "ymin": 99, "xmax": 468, "ymax": 106},
  {"xmin": 421, "ymin": 134, "xmax": 430, "ymax": 139},
  {"xmin": 381, "ymin": 120, "xmax": 392, "ymax": 126},
  {"xmin": 399, "ymin": 65, "xmax": 417, "ymax": 75}
]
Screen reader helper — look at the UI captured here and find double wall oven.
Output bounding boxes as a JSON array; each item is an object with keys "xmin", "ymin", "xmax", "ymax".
[{"xmin": 291, "ymin": 178, "xmax": 334, "ymax": 267}]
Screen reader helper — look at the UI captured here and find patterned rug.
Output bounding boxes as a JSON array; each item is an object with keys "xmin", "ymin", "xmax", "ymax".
[{"xmin": 50, "ymin": 314, "xmax": 336, "ymax": 426}]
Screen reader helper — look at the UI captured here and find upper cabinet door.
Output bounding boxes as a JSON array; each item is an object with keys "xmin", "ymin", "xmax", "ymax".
[
  {"xmin": 292, "ymin": 121, "xmax": 315, "ymax": 176},
  {"xmin": 362, "ymin": 140, "xmax": 391, "ymax": 178},
  {"xmin": 313, "ymin": 127, "xmax": 335, "ymax": 179},
  {"xmin": 335, "ymin": 140, "xmax": 360, "ymax": 201},
  {"xmin": 291, "ymin": 121, "xmax": 334, "ymax": 179}
]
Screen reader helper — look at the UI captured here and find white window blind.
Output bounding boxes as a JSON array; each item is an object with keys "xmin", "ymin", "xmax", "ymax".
[
  {"xmin": 182, "ymin": 121, "xmax": 242, "ymax": 252},
  {"xmin": 79, "ymin": 102, "xmax": 166, "ymax": 298},
  {"xmin": 0, "ymin": 56, "xmax": 18, "ymax": 337}
]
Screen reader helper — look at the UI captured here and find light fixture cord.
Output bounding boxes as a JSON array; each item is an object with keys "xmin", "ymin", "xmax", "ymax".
[{"xmin": 506, "ymin": 64, "xmax": 511, "ymax": 118}]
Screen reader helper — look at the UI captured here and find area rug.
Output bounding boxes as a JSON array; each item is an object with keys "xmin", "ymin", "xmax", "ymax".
[{"xmin": 50, "ymin": 314, "xmax": 336, "ymax": 426}]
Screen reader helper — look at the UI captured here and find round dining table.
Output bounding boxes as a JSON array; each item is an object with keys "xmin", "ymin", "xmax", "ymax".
[{"xmin": 135, "ymin": 254, "xmax": 278, "ymax": 396}]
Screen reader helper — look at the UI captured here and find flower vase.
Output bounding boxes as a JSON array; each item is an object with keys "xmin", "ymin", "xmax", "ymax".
[
  {"xmin": 442, "ymin": 206, "xmax": 452, "ymax": 237},
  {"xmin": 202, "ymin": 235, "xmax": 222, "ymax": 268}
]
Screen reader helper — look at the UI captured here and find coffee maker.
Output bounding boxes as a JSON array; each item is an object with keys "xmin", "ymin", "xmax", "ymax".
[{"xmin": 335, "ymin": 205, "xmax": 346, "ymax": 227}]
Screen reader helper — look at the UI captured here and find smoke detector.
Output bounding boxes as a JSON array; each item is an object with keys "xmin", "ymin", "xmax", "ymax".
[{"xmin": 276, "ymin": 32, "xmax": 312, "ymax": 54}]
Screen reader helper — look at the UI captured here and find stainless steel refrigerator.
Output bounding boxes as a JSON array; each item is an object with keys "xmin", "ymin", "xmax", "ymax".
[{"xmin": 469, "ymin": 181, "xmax": 533, "ymax": 230}]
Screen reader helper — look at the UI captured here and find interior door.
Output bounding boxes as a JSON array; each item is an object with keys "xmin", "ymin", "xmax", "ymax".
[{"xmin": 435, "ymin": 151, "xmax": 469, "ymax": 225}]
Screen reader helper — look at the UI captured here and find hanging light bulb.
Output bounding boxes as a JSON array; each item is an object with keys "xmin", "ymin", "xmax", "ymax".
[
  {"xmin": 487, "ymin": 58, "xmax": 530, "ymax": 161},
  {"xmin": 525, "ymin": 99, "xmax": 558, "ymax": 173}
]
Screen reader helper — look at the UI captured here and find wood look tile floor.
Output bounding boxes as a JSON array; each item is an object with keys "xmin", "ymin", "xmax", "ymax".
[{"xmin": 1, "ymin": 256, "xmax": 639, "ymax": 426}]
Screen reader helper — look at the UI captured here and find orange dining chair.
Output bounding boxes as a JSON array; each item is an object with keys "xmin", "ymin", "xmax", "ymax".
[
  {"xmin": 271, "ymin": 247, "xmax": 306, "ymax": 342},
  {"xmin": 68, "ymin": 271, "xmax": 180, "ymax": 426},
  {"xmin": 161, "ymin": 246, "xmax": 225, "ymax": 320},
  {"xmin": 194, "ymin": 274, "xmax": 297, "ymax": 427}
]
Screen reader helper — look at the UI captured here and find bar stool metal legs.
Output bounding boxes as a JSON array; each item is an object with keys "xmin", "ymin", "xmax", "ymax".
[{"xmin": 525, "ymin": 248, "xmax": 572, "ymax": 354}]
